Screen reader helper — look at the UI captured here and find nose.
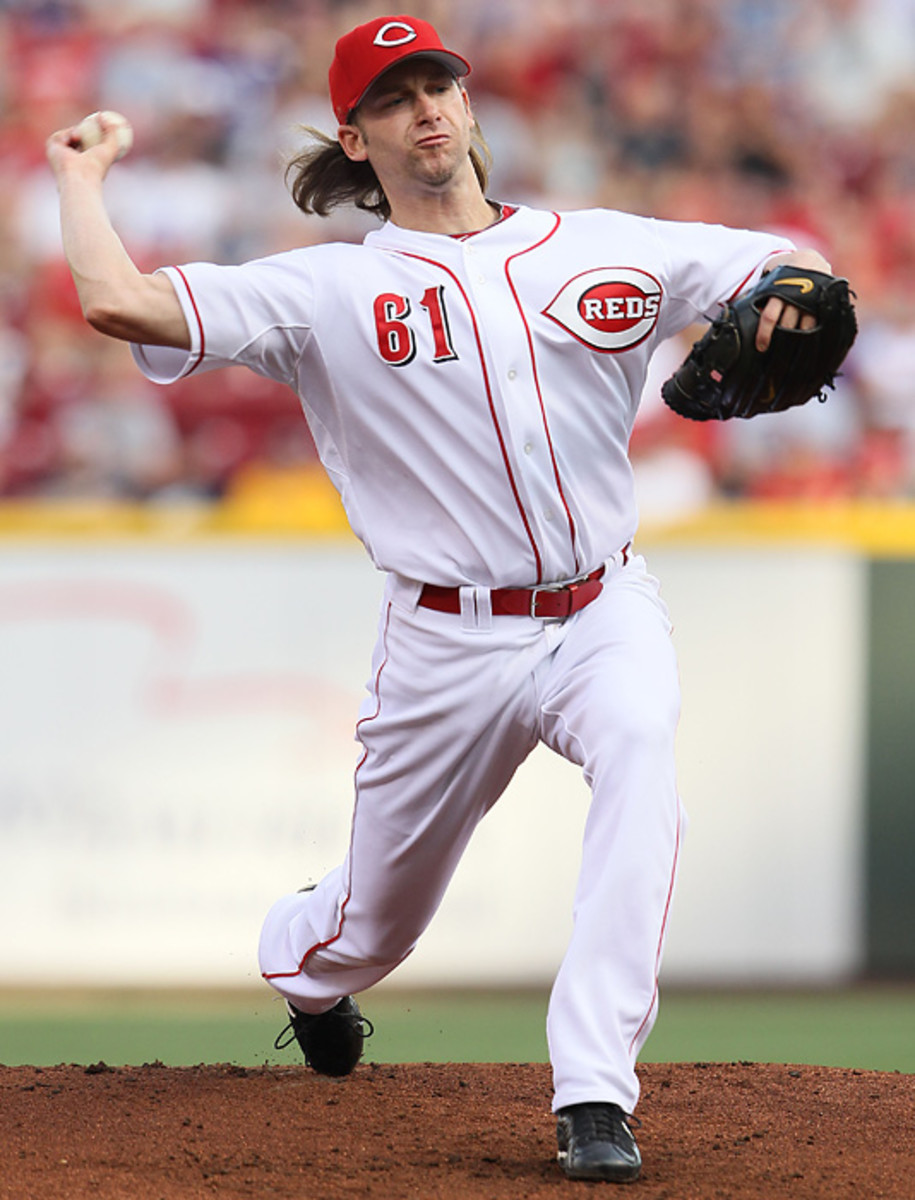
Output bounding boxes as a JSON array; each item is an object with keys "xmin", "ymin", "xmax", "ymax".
[{"xmin": 414, "ymin": 90, "xmax": 442, "ymax": 122}]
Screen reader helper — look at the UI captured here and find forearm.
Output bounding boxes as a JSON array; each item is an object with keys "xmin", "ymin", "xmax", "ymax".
[
  {"xmin": 765, "ymin": 247, "xmax": 833, "ymax": 274},
  {"xmin": 57, "ymin": 170, "xmax": 145, "ymax": 333},
  {"xmin": 48, "ymin": 123, "xmax": 190, "ymax": 349}
]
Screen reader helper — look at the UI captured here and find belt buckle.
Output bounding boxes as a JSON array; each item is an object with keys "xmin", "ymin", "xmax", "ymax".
[{"xmin": 530, "ymin": 581, "xmax": 575, "ymax": 620}]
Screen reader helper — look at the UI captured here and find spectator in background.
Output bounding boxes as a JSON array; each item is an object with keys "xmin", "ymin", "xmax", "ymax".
[
  {"xmin": 849, "ymin": 272, "xmax": 915, "ymax": 497},
  {"xmin": 1, "ymin": 0, "xmax": 914, "ymax": 504}
]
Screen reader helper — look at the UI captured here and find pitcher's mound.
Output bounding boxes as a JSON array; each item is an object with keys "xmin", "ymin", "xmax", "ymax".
[{"xmin": 2, "ymin": 1060, "xmax": 912, "ymax": 1198}]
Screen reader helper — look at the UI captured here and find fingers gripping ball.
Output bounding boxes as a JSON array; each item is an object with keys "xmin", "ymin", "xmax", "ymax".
[
  {"xmin": 661, "ymin": 266, "xmax": 858, "ymax": 421},
  {"xmin": 70, "ymin": 111, "xmax": 134, "ymax": 161}
]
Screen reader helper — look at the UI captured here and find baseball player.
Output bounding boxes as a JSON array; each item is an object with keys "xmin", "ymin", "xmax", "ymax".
[{"xmin": 47, "ymin": 14, "xmax": 833, "ymax": 1183}]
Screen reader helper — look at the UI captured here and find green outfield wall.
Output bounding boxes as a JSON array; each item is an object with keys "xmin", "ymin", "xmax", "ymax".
[{"xmin": 866, "ymin": 561, "xmax": 915, "ymax": 975}]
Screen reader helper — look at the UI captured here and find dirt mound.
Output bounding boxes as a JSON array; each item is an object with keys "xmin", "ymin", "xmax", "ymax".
[{"xmin": 2, "ymin": 1060, "xmax": 911, "ymax": 1198}]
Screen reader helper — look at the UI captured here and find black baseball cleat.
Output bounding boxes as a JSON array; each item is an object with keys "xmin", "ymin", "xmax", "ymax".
[
  {"xmin": 274, "ymin": 996, "xmax": 374, "ymax": 1077},
  {"xmin": 556, "ymin": 1101, "xmax": 642, "ymax": 1183}
]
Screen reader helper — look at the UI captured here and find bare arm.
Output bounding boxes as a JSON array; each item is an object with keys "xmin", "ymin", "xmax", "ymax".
[
  {"xmin": 755, "ymin": 247, "xmax": 833, "ymax": 352},
  {"xmin": 46, "ymin": 116, "xmax": 191, "ymax": 350}
]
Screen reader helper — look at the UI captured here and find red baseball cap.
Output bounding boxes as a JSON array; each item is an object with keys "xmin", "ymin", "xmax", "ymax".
[{"xmin": 329, "ymin": 15, "xmax": 471, "ymax": 125}]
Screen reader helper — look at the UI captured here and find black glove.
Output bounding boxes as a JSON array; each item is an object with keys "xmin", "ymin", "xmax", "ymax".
[{"xmin": 661, "ymin": 266, "xmax": 858, "ymax": 421}]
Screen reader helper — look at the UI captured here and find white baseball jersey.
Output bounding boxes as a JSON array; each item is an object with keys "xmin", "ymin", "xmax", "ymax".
[
  {"xmin": 133, "ymin": 204, "xmax": 793, "ymax": 1114},
  {"xmin": 133, "ymin": 206, "xmax": 791, "ymax": 586}
]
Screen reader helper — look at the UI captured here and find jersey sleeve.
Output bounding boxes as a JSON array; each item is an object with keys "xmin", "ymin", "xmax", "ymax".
[
  {"xmin": 647, "ymin": 216, "xmax": 795, "ymax": 337},
  {"xmin": 131, "ymin": 254, "xmax": 315, "ymax": 385}
]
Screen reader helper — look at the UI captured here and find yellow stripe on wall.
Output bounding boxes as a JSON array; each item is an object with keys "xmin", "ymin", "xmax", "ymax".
[
  {"xmin": 3, "ymin": 488, "xmax": 915, "ymax": 556},
  {"xmin": 0, "ymin": 468, "xmax": 352, "ymax": 542},
  {"xmin": 642, "ymin": 502, "xmax": 915, "ymax": 556}
]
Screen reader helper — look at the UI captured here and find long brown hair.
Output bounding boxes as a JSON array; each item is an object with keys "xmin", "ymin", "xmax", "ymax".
[{"xmin": 285, "ymin": 125, "xmax": 492, "ymax": 221}]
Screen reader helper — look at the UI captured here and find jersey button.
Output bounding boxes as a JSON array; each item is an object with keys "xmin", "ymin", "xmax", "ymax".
[
  {"xmin": 507, "ymin": 369, "xmax": 517, "ymax": 381},
  {"xmin": 523, "ymin": 442, "xmax": 533, "ymax": 455}
]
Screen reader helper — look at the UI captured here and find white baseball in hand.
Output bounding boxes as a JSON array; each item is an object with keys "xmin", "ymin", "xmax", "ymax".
[{"xmin": 72, "ymin": 110, "xmax": 134, "ymax": 160}]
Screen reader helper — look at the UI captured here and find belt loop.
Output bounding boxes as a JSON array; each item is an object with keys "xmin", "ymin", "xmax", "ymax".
[{"xmin": 459, "ymin": 586, "xmax": 493, "ymax": 632}]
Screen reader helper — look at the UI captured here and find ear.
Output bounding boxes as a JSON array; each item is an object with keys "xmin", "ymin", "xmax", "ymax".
[
  {"xmin": 460, "ymin": 86, "xmax": 475, "ymax": 127},
  {"xmin": 338, "ymin": 123, "xmax": 368, "ymax": 163}
]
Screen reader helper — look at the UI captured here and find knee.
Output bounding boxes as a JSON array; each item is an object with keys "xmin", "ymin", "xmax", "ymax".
[
  {"xmin": 348, "ymin": 916, "xmax": 423, "ymax": 968},
  {"xmin": 584, "ymin": 691, "xmax": 679, "ymax": 796},
  {"xmin": 607, "ymin": 687, "xmax": 679, "ymax": 754}
]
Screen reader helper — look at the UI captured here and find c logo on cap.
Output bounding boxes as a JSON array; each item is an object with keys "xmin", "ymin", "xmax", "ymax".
[{"xmin": 374, "ymin": 21, "xmax": 418, "ymax": 48}]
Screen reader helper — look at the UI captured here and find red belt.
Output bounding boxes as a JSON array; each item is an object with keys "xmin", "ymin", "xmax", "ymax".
[{"xmin": 418, "ymin": 566, "xmax": 606, "ymax": 620}]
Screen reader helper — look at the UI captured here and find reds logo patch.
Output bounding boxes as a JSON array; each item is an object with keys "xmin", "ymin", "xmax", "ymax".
[{"xmin": 544, "ymin": 268, "xmax": 662, "ymax": 352}]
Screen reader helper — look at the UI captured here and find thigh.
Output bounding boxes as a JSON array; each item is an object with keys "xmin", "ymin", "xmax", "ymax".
[
  {"xmin": 538, "ymin": 555, "xmax": 680, "ymax": 777},
  {"xmin": 356, "ymin": 592, "xmax": 544, "ymax": 817},
  {"xmin": 341, "ymin": 594, "xmax": 543, "ymax": 953}
]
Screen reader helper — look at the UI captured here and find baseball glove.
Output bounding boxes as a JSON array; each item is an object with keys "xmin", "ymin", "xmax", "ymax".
[{"xmin": 660, "ymin": 265, "xmax": 857, "ymax": 421}]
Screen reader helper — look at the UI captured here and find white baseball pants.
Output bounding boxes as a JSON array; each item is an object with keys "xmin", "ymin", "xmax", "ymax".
[{"xmin": 258, "ymin": 552, "xmax": 685, "ymax": 1113}]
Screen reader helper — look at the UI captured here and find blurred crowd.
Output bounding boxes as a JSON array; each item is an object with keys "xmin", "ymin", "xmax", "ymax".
[{"xmin": 2, "ymin": 0, "xmax": 915, "ymax": 515}]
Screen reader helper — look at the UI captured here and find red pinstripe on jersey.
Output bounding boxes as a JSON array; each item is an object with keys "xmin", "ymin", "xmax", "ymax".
[
  {"xmin": 397, "ymin": 251, "xmax": 545, "ymax": 583},
  {"xmin": 504, "ymin": 212, "xmax": 581, "ymax": 575},
  {"xmin": 173, "ymin": 266, "xmax": 207, "ymax": 375}
]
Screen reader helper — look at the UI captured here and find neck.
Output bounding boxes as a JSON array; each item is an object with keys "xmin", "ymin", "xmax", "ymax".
[{"xmin": 386, "ymin": 177, "xmax": 497, "ymax": 236}]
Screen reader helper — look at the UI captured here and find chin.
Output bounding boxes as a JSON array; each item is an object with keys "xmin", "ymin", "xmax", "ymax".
[{"xmin": 416, "ymin": 151, "xmax": 464, "ymax": 187}]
